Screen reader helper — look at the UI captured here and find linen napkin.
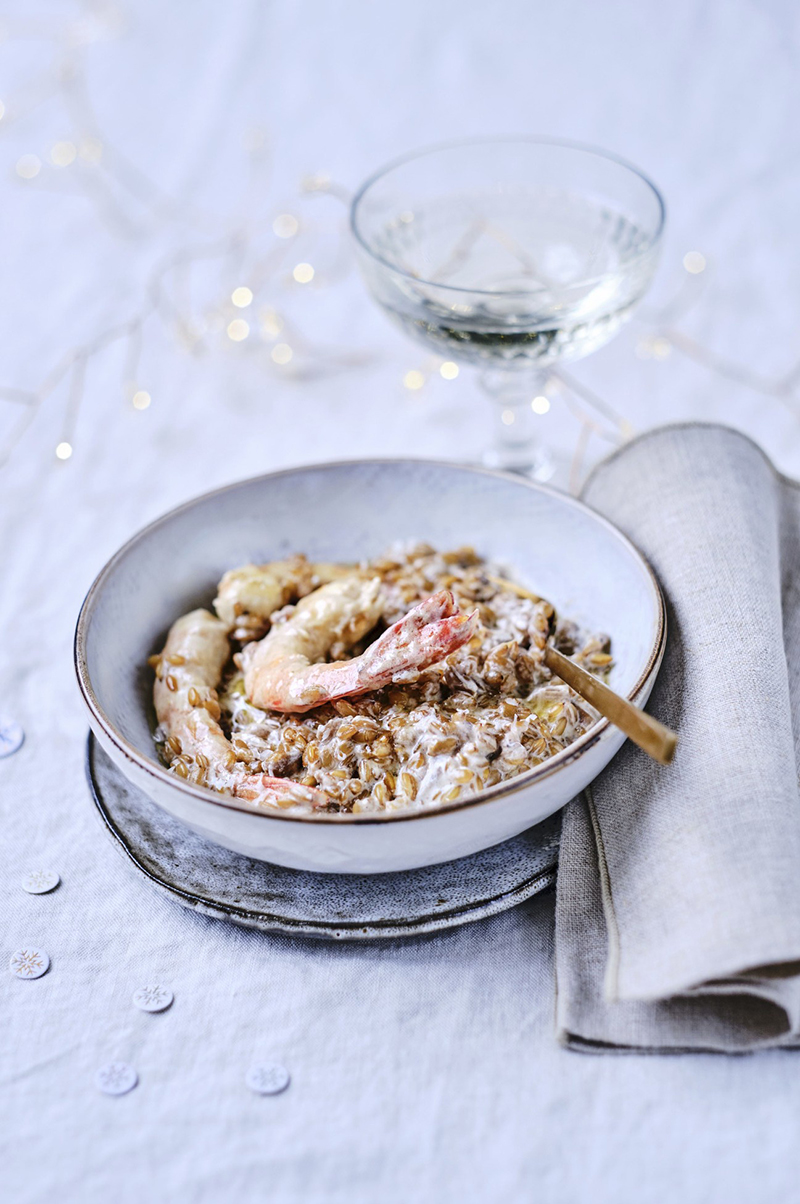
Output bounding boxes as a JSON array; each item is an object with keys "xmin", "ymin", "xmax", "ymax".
[{"xmin": 555, "ymin": 423, "xmax": 800, "ymax": 1052}]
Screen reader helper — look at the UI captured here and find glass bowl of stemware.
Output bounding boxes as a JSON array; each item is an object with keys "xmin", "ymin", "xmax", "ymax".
[{"xmin": 351, "ymin": 137, "xmax": 665, "ymax": 480}]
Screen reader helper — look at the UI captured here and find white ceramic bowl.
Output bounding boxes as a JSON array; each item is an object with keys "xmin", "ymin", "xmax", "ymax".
[{"xmin": 75, "ymin": 459, "xmax": 665, "ymax": 873}]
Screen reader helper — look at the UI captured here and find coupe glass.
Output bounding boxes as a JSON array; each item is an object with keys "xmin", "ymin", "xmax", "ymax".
[{"xmin": 351, "ymin": 137, "xmax": 664, "ymax": 478}]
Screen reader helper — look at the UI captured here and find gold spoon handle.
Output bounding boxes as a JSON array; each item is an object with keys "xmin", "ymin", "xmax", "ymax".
[{"xmin": 543, "ymin": 645, "xmax": 677, "ymax": 766}]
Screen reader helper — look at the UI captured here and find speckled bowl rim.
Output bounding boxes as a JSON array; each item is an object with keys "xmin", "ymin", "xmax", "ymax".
[{"xmin": 74, "ymin": 457, "xmax": 667, "ymax": 827}]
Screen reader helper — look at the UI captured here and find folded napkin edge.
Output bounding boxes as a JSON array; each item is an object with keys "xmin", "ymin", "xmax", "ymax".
[
  {"xmin": 581, "ymin": 421, "xmax": 788, "ymax": 501},
  {"xmin": 557, "ymin": 425, "xmax": 800, "ymax": 1051}
]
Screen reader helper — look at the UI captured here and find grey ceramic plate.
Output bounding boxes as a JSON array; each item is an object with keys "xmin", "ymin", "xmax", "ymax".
[{"xmin": 86, "ymin": 734, "xmax": 560, "ymax": 940}]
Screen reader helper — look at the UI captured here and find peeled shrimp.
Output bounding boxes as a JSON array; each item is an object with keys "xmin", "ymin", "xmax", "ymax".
[
  {"xmin": 240, "ymin": 576, "xmax": 479, "ymax": 713},
  {"xmin": 213, "ymin": 557, "xmax": 354, "ymax": 637},
  {"xmin": 153, "ymin": 608, "xmax": 326, "ymax": 811}
]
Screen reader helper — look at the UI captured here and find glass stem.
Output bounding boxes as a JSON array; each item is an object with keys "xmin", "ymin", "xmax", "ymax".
[{"xmin": 479, "ymin": 366, "xmax": 552, "ymax": 478}]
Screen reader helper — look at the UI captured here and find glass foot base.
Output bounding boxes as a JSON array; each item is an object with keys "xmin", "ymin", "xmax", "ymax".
[{"xmin": 482, "ymin": 445, "xmax": 556, "ymax": 483}]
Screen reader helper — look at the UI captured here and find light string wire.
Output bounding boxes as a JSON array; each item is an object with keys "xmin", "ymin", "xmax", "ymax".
[
  {"xmin": 0, "ymin": 2, "xmax": 373, "ymax": 470},
  {"xmin": 2, "ymin": 4, "xmax": 800, "ymax": 490}
]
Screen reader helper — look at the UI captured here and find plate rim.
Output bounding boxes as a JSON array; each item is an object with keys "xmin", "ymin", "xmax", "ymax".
[{"xmin": 85, "ymin": 733, "xmax": 558, "ymax": 941}]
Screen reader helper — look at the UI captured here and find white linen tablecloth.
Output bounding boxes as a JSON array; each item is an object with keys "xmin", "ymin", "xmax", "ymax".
[{"xmin": 3, "ymin": 2, "xmax": 800, "ymax": 1200}]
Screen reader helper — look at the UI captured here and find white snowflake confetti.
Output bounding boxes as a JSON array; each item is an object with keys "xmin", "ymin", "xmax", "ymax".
[
  {"xmin": 21, "ymin": 870, "xmax": 60, "ymax": 895},
  {"xmin": 245, "ymin": 1063, "xmax": 291, "ymax": 1096},
  {"xmin": 95, "ymin": 1062, "xmax": 138, "ymax": 1096},
  {"xmin": 132, "ymin": 985, "xmax": 173, "ymax": 1013},
  {"xmin": 0, "ymin": 718, "xmax": 24, "ymax": 758},
  {"xmin": 9, "ymin": 947, "xmax": 50, "ymax": 979}
]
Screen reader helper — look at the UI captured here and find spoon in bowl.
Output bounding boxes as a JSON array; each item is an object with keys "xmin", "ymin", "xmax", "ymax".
[
  {"xmin": 542, "ymin": 644, "xmax": 676, "ymax": 766},
  {"xmin": 488, "ymin": 576, "xmax": 677, "ymax": 766}
]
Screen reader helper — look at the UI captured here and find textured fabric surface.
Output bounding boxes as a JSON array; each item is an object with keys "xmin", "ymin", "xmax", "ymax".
[
  {"xmin": 557, "ymin": 424, "xmax": 800, "ymax": 1050},
  {"xmin": 4, "ymin": 0, "xmax": 800, "ymax": 1200}
]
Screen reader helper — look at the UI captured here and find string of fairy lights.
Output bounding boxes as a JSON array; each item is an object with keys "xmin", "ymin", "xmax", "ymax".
[
  {"xmin": 1, "ymin": 3, "xmax": 799, "ymax": 494},
  {"xmin": 0, "ymin": 3, "xmax": 374, "ymax": 473}
]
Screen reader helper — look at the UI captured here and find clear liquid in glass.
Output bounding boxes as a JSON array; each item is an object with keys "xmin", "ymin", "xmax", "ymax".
[{"xmin": 363, "ymin": 189, "xmax": 658, "ymax": 368}]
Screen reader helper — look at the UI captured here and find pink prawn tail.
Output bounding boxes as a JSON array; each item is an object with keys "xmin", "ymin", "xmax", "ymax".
[
  {"xmin": 415, "ymin": 609, "xmax": 480, "ymax": 665},
  {"xmin": 359, "ymin": 604, "xmax": 479, "ymax": 685},
  {"xmin": 233, "ymin": 774, "xmax": 329, "ymax": 811},
  {"xmin": 403, "ymin": 589, "xmax": 457, "ymax": 627}
]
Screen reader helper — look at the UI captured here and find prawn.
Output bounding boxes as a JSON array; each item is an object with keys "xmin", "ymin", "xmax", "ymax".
[
  {"xmin": 152, "ymin": 608, "xmax": 327, "ymax": 811},
  {"xmin": 240, "ymin": 576, "xmax": 479, "ymax": 714},
  {"xmin": 214, "ymin": 556, "xmax": 354, "ymax": 639}
]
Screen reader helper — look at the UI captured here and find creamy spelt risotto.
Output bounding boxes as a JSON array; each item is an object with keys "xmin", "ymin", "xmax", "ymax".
[{"xmin": 150, "ymin": 544, "xmax": 612, "ymax": 815}]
